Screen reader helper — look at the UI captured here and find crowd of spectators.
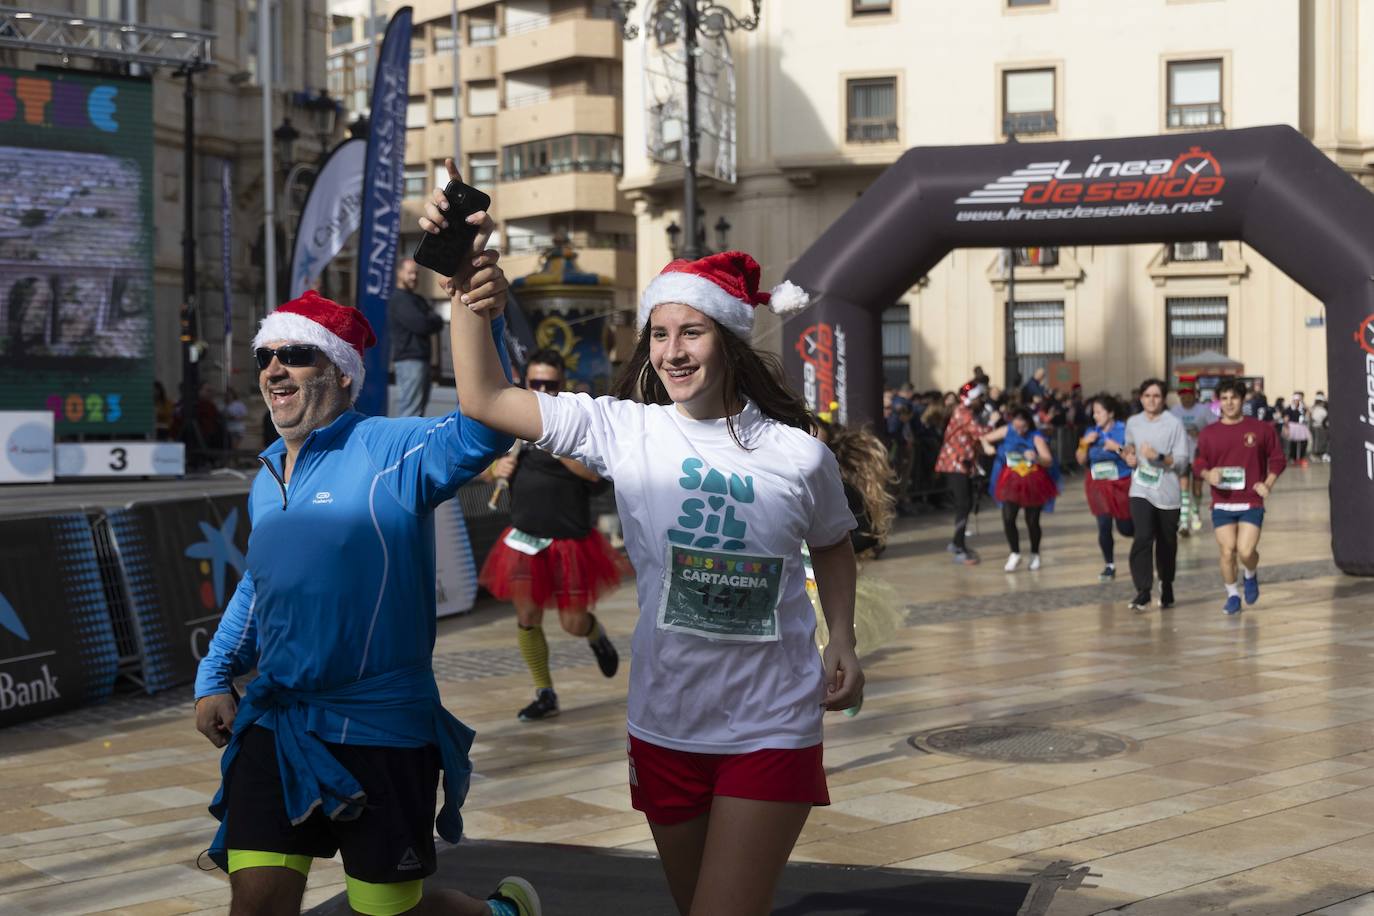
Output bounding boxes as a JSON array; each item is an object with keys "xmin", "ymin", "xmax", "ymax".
[{"xmin": 880, "ymin": 367, "xmax": 1329, "ymax": 513}]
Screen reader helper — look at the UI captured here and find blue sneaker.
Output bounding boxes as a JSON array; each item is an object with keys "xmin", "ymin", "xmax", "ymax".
[
  {"xmin": 1243, "ymin": 574, "xmax": 1259, "ymax": 605},
  {"xmin": 1223, "ymin": 595, "xmax": 1242, "ymax": 615},
  {"xmin": 488, "ymin": 877, "xmax": 541, "ymax": 916}
]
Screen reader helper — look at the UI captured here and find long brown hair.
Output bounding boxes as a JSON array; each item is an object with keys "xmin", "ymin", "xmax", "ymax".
[
  {"xmin": 822, "ymin": 422, "xmax": 896, "ymax": 547},
  {"xmin": 611, "ymin": 318, "xmax": 814, "ymax": 449}
]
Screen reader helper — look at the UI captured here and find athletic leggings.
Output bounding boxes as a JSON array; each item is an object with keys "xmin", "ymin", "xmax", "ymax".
[
  {"xmin": 1129, "ymin": 497, "xmax": 1180, "ymax": 593},
  {"xmin": 1001, "ymin": 502, "xmax": 1042, "ymax": 554},
  {"xmin": 1096, "ymin": 514, "xmax": 1135, "ymax": 564},
  {"xmin": 945, "ymin": 472, "xmax": 977, "ymax": 550},
  {"xmin": 1288, "ymin": 439, "xmax": 1308, "ymax": 462}
]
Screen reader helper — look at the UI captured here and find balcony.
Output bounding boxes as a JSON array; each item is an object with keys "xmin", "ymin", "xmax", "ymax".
[
  {"xmin": 408, "ymin": 59, "xmax": 427, "ymax": 94},
  {"xmin": 1003, "ymin": 110, "xmax": 1057, "ymax": 137},
  {"xmin": 1167, "ymin": 103, "xmax": 1224, "ymax": 129},
  {"xmin": 424, "ymin": 54, "xmax": 456, "ymax": 91},
  {"xmin": 409, "ymin": 0, "xmax": 498, "ymax": 22},
  {"xmin": 845, "ymin": 117, "xmax": 898, "ymax": 144},
  {"xmin": 460, "ymin": 44, "xmax": 496, "ymax": 81},
  {"xmin": 423, "ymin": 122, "xmax": 456, "ymax": 161},
  {"xmin": 502, "ymin": 234, "xmax": 635, "ymax": 284},
  {"xmin": 498, "ymin": 94, "xmax": 620, "ymax": 147},
  {"xmin": 462, "ymin": 115, "xmax": 498, "ymax": 153},
  {"xmin": 499, "ymin": 172, "xmax": 625, "ymax": 220},
  {"xmin": 498, "ymin": 16, "xmax": 620, "ymax": 74}
]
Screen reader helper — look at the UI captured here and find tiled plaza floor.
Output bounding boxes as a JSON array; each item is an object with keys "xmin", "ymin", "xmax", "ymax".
[{"xmin": 2, "ymin": 464, "xmax": 1373, "ymax": 914}]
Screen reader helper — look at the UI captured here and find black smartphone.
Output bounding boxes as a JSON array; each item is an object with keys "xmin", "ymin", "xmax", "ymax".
[{"xmin": 412, "ymin": 179, "xmax": 492, "ymax": 277}]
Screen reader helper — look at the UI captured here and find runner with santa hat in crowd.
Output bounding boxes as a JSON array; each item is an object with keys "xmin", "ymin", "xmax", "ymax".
[
  {"xmin": 935, "ymin": 380, "xmax": 997, "ymax": 565},
  {"xmin": 423, "ymin": 163, "xmax": 862, "ymax": 916}
]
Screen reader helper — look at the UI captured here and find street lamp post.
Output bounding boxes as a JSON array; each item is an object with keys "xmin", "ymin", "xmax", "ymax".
[{"xmin": 612, "ymin": 1, "xmax": 759, "ymax": 260}]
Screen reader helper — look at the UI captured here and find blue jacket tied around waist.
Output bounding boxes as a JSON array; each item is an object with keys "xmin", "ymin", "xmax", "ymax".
[{"xmin": 196, "ymin": 318, "xmax": 514, "ymax": 870}]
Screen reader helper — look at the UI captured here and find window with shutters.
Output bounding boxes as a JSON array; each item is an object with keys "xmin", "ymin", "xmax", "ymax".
[
  {"xmin": 846, "ymin": 77, "xmax": 899, "ymax": 143},
  {"xmin": 1012, "ymin": 300, "xmax": 1065, "ymax": 384},
  {"xmin": 881, "ymin": 304, "xmax": 910, "ymax": 388},
  {"xmin": 1166, "ymin": 297, "xmax": 1228, "ymax": 379}
]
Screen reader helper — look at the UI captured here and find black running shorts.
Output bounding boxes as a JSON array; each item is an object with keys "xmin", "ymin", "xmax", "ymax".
[{"xmin": 223, "ymin": 725, "xmax": 441, "ymax": 884}]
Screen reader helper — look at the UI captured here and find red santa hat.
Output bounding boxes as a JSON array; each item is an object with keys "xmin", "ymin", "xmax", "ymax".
[
  {"xmin": 959, "ymin": 381, "xmax": 987, "ymax": 406},
  {"xmin": 637, "ymin": 250, "xmax": 810, "ymax": 340},
  {"xmin": 252, "ymin": 291, "xmax": 376, "ymax": 403}
]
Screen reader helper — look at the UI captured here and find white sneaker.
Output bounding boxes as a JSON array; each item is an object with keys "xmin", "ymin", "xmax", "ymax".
[
  {"xmin": 1029, "ymin": 553, "xmax": 1042, "ymax": 571},
  {"xmin": 1004, "ymin": 552, "xmax": 1021, "ymax": 572}
]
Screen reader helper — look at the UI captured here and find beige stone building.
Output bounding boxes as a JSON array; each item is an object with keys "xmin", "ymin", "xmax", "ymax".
[
  {"xmin": 621, "ymin": 0, "xmax": 1374, "ymax": 399},
  {"xmin": 328, "ymin": 0, "xmax": 636, "ymax": 334}
]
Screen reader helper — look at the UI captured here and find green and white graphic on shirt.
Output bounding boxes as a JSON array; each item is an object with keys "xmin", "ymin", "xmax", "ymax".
[
  {"xmin": 1218, "ymin": 466, "xmax": 1247, "ymax": 490},
  {"xmin": 658, "ymin": 543, "xmax": 784, "ymax": 641},
  {"xmin": 1134, "ymin": 463, "xmax": 1164, "ymax": 488},
  {"xmin": 1091, "ymin": 460, "xmax": 1121, "ymax": 481},
  {"xmin": 667, "ymin": 457, "xmax": 754, "ymax": 551}
]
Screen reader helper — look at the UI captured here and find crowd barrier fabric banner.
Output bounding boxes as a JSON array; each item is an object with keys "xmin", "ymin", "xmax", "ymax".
[
  {"xmin": 0, "ymin": 514, "xmax": 118, "ymax": 726},
  {"xmin": 106, "ymin": 494, "xmax": 249, "ymax": 692}
]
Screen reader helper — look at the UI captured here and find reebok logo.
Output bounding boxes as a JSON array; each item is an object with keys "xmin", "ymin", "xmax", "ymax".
[
  {"xmin": 312, "ymin": 491, "xmax": 334, "ymax": 505},
  {"xmin": 396, "ymin": 847, "xmax": 422, "ymax": 871}
]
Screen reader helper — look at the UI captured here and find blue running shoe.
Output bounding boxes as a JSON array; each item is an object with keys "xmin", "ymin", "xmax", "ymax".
[
  {"xmin": 1243, "ymin": 574, "xmax": 1259, "ymax": 605},
  {"xmin": 1223, "ymin": 595, "xmax": 1242, "ymax": 615}
]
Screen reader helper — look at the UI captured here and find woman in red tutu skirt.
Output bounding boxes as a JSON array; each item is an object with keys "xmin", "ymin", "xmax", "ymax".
[
  {"xmin": 479, "ymin": 350, "xmax": 630, "ymax": 722},
  {"xmin": 981, "ymin": 407, "xmax": 1060, "ymax": 572},
  {"xmin": 1075, "ymin": 395, "xmax": 1136, "ymax": 583}
]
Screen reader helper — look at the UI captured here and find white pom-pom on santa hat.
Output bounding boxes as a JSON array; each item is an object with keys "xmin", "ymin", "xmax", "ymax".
[
  {"xmin": 638, "ymin": 250, "xmax": 811, "ymax": 339},
  {"xmin": 767, "ymin": 279, "xmax": 810, "ymax": 316}
]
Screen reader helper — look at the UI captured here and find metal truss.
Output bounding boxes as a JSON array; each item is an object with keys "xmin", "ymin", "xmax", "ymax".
[{"xmin": 0, "ymin": 5, "xmax": 212, "ymax": 71}]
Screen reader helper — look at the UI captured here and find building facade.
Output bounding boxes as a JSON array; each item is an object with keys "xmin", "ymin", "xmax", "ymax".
[
  {"xmin": 620, "ymin": 0, "xmax": 1374, "ymax": 400},
  {"xmin": 328, "ymin": 0, "xmax": 636, "ymax": 367}
]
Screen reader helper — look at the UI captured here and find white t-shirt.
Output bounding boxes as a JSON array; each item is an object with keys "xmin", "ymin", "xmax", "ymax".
[{"xmin": 536, "ymin": 392, "xmax": 855, "ymax": 754}]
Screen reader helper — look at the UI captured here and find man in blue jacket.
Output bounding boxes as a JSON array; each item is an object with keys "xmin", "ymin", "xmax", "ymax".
[{"xmin": 194, "ymin": 214, "xmax": 540, "ymax": 916}]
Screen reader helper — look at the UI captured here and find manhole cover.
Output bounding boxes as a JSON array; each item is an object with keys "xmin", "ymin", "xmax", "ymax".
[{"xmin": 909, "ymin": 723, "xmax": 1137, "ymax": 763}]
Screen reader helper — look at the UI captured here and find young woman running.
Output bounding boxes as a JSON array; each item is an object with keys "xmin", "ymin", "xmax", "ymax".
[
  {"xmin": 1076, "ymin": 395, "xmax": 1135, "ymax": 582},
  {"xmin": 1123, "ymin": 378, "xmax": 1190, "ymax": 610},
  {"xmin": 980, "ymin": 407, "xmax": 1059, "ymax": 571},
  {"xmin": 423, "ymin": 170, "xmax": 862, "ymax": 916}
]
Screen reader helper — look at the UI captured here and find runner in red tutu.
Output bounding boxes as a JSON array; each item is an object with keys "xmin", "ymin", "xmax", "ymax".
[
  {"xmin": 479, "ymin": 348, "xmax": 628, "ymax": 722},
  {"xmin": 1075, "ymin": 394, "xmax": 1135, "ymax": 582},
  {"xmin": 981, "ymin": 407, "xmax": 1060, "ymax": 572}
]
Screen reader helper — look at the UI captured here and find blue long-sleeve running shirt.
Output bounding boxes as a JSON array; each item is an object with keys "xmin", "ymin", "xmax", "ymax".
[{"xmin": 195, "ymin": 318, "xmax": 514, "ymax": 748}]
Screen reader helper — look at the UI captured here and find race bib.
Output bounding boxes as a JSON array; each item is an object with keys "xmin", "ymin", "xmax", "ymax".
[
  {"xmin": 1218, "ymin": 466, "xmax": 1247, "ymax": 491},
  {"xmin": 1133, "ymin": 463, "xmax": 1164, "ymax": 489},
  {"xmin": 658, "ymin": 544, "xmax": 783, "ymax": 642},
  {"xmin": 504, "ymin": 528, "xmax": 553, "ymax": 555},
  {"xmin": 1091, "ymin": 460, "xmax": 1121, "ymax": 481}
]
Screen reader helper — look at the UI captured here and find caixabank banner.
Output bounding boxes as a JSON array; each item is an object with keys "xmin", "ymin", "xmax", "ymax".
[
  {"xmin": 106, "ymin": 494, "xmax": 249, "ymax": 692},
  {"xmin": 0, "ymin": 67, "xmax": 155, "ymax": 436},
  {"xmin": 783, "ymin": 125, "xmax": 1374, "ymax": 576},
  {"xmin": 0, "ymin": 513, "xmax": 119, "ymax": 727}
]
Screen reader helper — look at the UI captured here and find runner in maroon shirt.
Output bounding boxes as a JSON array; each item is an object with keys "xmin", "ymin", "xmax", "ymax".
[{"xmin": 1193, "ymin": 378, "xmax": 1286, "ymax": 615}]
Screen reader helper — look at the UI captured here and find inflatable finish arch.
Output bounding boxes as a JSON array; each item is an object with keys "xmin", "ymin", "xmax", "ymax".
[{"xmin": 782, "ymin": 126, "xmax": 1374, "ymax": 576}]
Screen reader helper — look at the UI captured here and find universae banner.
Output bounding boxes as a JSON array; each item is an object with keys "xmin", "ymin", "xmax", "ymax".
[
  {"xmin": 290, "ymin": 138, "xmax": 366, "ymax": 299},
  {"xmin": 353, "ymin": 8, "xmax": 413, "ymax": 417}
]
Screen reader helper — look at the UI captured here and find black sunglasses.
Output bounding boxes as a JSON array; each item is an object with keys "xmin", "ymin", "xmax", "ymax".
[
  {"xmin": 527, "ymin": 378, "xmax": 562, "ymax": 392},
  {"xmin": 255, "ymin": 345, "xmax": 322, "ymax": 370}
]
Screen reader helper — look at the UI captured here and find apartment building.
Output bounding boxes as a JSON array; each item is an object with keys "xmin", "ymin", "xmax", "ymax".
[
  {"xmin": 328, "ymin": 0, "xmax": 635, "ymax": 342},
  {"xmin": 621, "ymin": 0, "xmax": 1374, "ymax": 398}
]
